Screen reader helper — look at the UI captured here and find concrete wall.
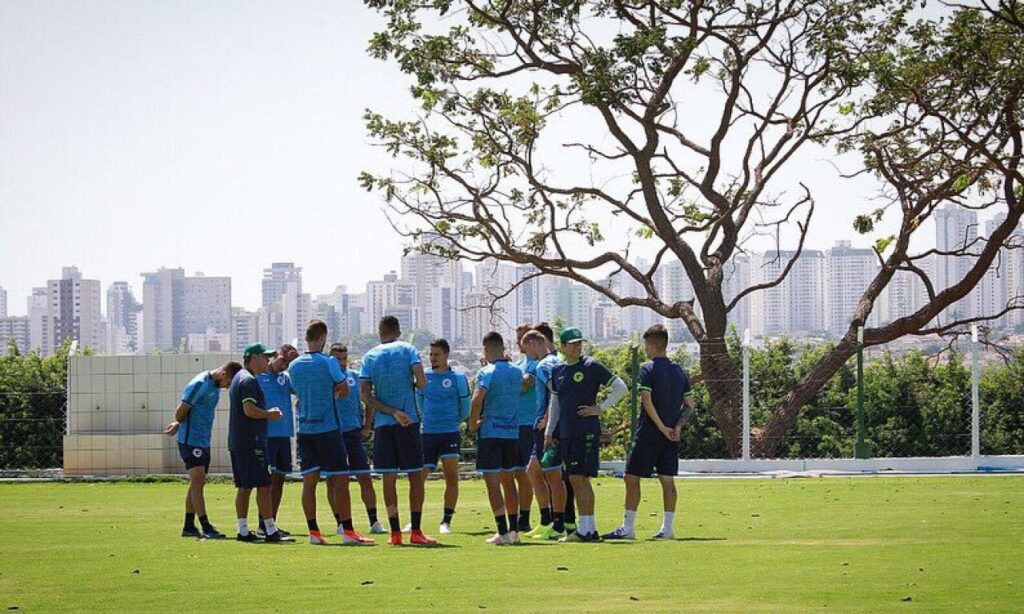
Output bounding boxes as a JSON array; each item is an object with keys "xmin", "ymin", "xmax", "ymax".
[{"xmin": 64, "ymin": 354, "xmax": 237, "ymax": 476}]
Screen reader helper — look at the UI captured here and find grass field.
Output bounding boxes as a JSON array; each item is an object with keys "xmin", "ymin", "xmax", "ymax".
[{"xmin": 0, "ymin": 476, "xmax": 1021, "ymax": 612}]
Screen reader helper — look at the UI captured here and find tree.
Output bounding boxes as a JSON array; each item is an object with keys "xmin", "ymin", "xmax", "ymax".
[{"xmin": 361, "ymin": 0, "xmax": 1022, "ymax": 456}]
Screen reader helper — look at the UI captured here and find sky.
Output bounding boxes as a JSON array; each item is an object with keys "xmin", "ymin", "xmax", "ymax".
[{"xmin": 0, "ymin": 1, "xmax": 977, "ymax": 316}]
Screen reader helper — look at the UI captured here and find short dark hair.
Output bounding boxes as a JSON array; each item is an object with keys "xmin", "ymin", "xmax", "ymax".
[
  {"xmin": 429, "ymin": 338, "xmax": 450, "ymax": 354},
  {"xmin": 379, "ymin": 315, "xmax": 401, "ymax": 337},
  {"xmin": 521, "ymin": 330, "xmax": 545, "ymax": 345},
  {"xmin": 222, "ymin": 361, "xmax": 243, "ymax": 379},
  {"xmin": 279, "ymin": 343, "xmax": 297, "ymax": 356},
  {"xmin": 533, "ymin": 322, "xmax": 554, "ymax": 343},
  {"xmin": 515, "ymin": 324, "xmax": 533, "ymax": 341},
  {"xmin": 483, "ymin": 331, "xmax": 504, "ymax": 353},
  {"xmin": 329, "ymin": 343, "xmax": 347, "ymax": 354},
  {"xmin": 306, "ymin": 319, "xmax": 328, "ymax": 343},
  {"xmin": 643, "ymin": 324, "xmax": 669, "ymax": 349}
]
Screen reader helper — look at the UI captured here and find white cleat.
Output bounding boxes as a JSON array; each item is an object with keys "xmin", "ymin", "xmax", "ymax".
[
  {"xmin": 485, "ymin": 532, "xmax": 511, "ymax": 545},
  {"xmin": 507, "ymin": 530, "xmax": 520, "ymax": 545},
  {"xmin": 439, "ymin": 522, "xmax": 452, "ymax": 535},
  {"xmin": 309, "ymin": 533, "xmax": 330, "ymax": 545},
  {"xmin": 341, "ymin": 531, "xmax": 376, "ymax": 546},
  {"xmin": 368, "ymin": 521, "xmax": 387, "ymax": 535},
  {"xmin": 402, "ymin": 522, "xmax": 412, "ymax": 534}
]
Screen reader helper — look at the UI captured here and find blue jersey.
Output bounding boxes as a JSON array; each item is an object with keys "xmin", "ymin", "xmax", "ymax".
[
  {"xmin": 257, "ymin": 370, "xmax": 294, "ymax": 438},
  {"xmin": 359, "ymin": 341, "xmax": 422, "ymax": 428},
  {"xmin": 177, "ymin": 371, "xmax": 220, "ymax": 448},
  {"xmin": 551, "ymin": 356, "xmax": 615, "ymax": 438},
  {"xmin": 514, "ymin": 357, "xmax": 539, "ymax": 427},
  {"xmin": 476, "ymin": 360, "xmax": 521, "ymax": 439},
  {"xmin": 228, "ymin": 369, "xmax": 267, "ymax": 451},
  {"xmin": 638, "ymin": 357, "xmax": 692, "ymax": 436},
  {"xmin": 535, "ymin": 352, "xmax": 563, "ymax": 424},
  {"xmin": 288, "ymin": 351, "xmax": 345, "ymax": 435},
  {"xmin": 417, "ymin": 368, "xmax": 470, "ymax": 434},
  {"xmin": 336, "ymin": 368, "xmax": 363, "ymax": 432}
]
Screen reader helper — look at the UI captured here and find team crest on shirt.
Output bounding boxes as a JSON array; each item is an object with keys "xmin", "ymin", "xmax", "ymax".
[
  {"xmin": 276, "ymin": 374, "xmax": 287, "ymax": 386},
  {"xmin": 442, "ymin": 378, "xmax": 453, "ymax": 388},
  {"xmin": 348, "ymin": 377, "xmax": 356, "ymax": 387},
  {"xmin": 573, "ymin": 371, "xmax": 585, "ymax": 383}
]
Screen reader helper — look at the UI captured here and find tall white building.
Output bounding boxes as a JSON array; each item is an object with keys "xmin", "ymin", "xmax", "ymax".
[
  {"xmin": 474, "ymin": 261, "xmax": 519, "ymax": 338},
  {"xmin": 232, "ymin": 307, "xmax": 259, "ymax": 352},
  {"xmin": 0, "ymin": 286, "xmax": 7, "ymax": 319},
  {"xmin": 401, "ymin": 249, "xmax": 463, "ymax": 341},
  {"xmin": 721, "ymin": 253, "xmax": 753, "ymax": 337},
  {"xmin": 934, "ymin": 204, "xmax": 979, "ymax": 323},
  {"xmin": 106, "ymin": 281, "xmax": 142, "ymax": 355},
  {"xmin": 0, "ymin": 316, "xmax": 29, "ymax": 355},
  {"xmin": 262, "ymin": 263, "xmax": 302, "ymax": 308},
  {"xmin": 753, "ymin": 250, "xmax": 825, "ymax": 336},
  {"xmin": 825, "ymin": 241, "xmax": 880, "ymax": 334},
  {"xmin": 141, "ymin": 268, "xmax": 231, "ymax": 353},
  {"xmin": 654, "ymin": 259, "xmax": 697, "ymax": 341},
  {"xmin": 366, "ymin": 271, "xmax": 418, "ymax": 333},
  {"xmin": 28, "ymin": 287, "xmax": 53, "ymax": 356},
  {"xmin": 281, "ymin": 280, "xmax": 312, "ymax": 350},
  {"xmin": 48, "ymin": 267, "xmax": 103, "ymax": 353}
]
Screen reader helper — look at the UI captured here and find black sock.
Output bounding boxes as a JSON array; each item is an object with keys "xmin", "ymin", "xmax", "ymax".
[
  {"xmin": 388, "ymin": 515, "xmax": 401, "ymax": 533},
  {"xmin": 342, "ymin": 518, "xmax": 354, "ymax": 532},
  {"xmin": 411, "ymin": 511, "xmax": 422, "ymax": 531},
  {"xmin": 507, "ymin": 513, "xmax": 518, "ymax": 531},
  {"xmin": 540, "ymin": 507, "xmax": 552, "ymax": 526},
  {"xmin": 518, "ymin": 509, "xmax": 531, "ymax": 527},
  {"xmin": 184, "ymin": 512, "xmax": 196, "ymax": 530},
  {"xmin": 367, "ymin": 507, "xmax": 378, "ymax": 525},
  {"xmin": 442, "ymin": 507, "xmax": 455, "ymax": 524},
  {"xmin": 333, "ymin": 512, "xmax": 342, "ymax": 526},
  {"xmin": 553, "ymin": 512, "xmax": 565, "ymax": 533},
  {"xmin": 258, "ymin": 518, "xmax": 266, "ymax": 533},
  {"xmin": 199, "ymin": 515, "xmax": 213, "ymax": 531},
  {"xmin": 496, "ymin": 515, "xmax": 509, "ymax": 536},
  {"xmin": 564, "ymin": 475, "xmax": 576, "ymax": 523},
  {"xmin": 307, "ymin": 518, "xmax": 319, "ymax": 532}
]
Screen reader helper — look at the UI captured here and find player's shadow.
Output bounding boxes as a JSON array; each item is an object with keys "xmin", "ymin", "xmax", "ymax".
[{"xmin": 657, "ymin": 537, "xmax": 726, "ymax": 542}]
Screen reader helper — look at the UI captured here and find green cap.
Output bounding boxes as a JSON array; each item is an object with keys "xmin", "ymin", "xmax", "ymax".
[
  {"xmin": 559, "ymin": 327, "xmax": 585, "ymax": 345},
  {"xmin": 243, "ymin": 342, "xmax": 276, "ymax": 363}
]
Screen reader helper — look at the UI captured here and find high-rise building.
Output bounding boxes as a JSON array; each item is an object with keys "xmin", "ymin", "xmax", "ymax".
[
  {"xmin": 721, "ymin": 253, "xmax": 753, "ymax": 337},
  {"xmin": 281, "ymin": 280, "xmax": 312, "ymax": 350},
  {"xmin": 141, "ymin": 268, "xmax": 231, "ymax": 353},
  {"xmin": 825, "ymin": 241, "xmax": 879, "ymax": 334},
  {"xmin": 654, "ymin": 259, "xmax": 697, "ymax": 341},
  {"xmin": 256, "ymin": 303, "xmax": 284, "ymax": 350},
  {"xmin": 754, "ymin": 250, "xmax": 825, "ymax": 336},
  {"xmin": 0, "ymin": 316, "xmax": 29, "ymax": 355},
  {"xmin": 48, "ymin": 267, "xmax": 102, "ymax": 353},
  {"xmin": 474, "ymin": 261, "xmax": 518, "ymax": 338},
  {"xmin": 28, "ymin": 287, "xmax": 53, "ymax": 356},
  {"xmin": 262, "ymin": 263, "xmax": 302, "ymax": 308},
  {"xmin": 0, "ymin": 286, "xmax": 7, "ymax": 319},
  {"xmin": 934, "ymin": 204, "xmax": 980, "ymax": 323},
  {"xmin": 232, "ymin": 307, "xmax": 259, "ymax": 352},
  {"xmin": 401, "ymin": 244, "xmax": 464, "ymax": 339},
  {"xmin": 106, "ymin": 281, "xmax": 142, "ymax": 355},
  {"xmin": 366, "ymin": 271, "xmax": 418, "ymax": 332}
]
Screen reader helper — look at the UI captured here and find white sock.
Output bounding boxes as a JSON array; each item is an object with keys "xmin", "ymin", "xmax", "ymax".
[
  {"xmin": 237, "ymin": 518, "xmax": 249, "ymax": 536},
  {"xmin": 263, "ymin": 518, "xmax": 278, "ymax": 536},
  {"xmin": 582, "ymin": 515, "xmax": 595, "ymax": 534},
  {"xmin": 623, "ymin": 510, "xmax": 638, "ymax": 533},
  {"xmin": 661, "ymin": 511, "xmax": 675, "ymax": 534}
]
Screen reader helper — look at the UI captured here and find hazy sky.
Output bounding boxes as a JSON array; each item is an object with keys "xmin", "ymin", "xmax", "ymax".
[{"xmin": 0, "ymin": 1, "xmax": 972, "ymax": 316}]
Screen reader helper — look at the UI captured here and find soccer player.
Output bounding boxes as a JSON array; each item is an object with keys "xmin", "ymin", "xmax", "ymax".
[
  {"xmin": 163, "ymin": 361, "xmax": 242, "ymax": 539},
  {"xmin": 470, "ymin": 331, "xmax": 523, "ymax": 545},
  {"xmin": 329, "ymin": 343, "xmax": 385, "ymax": 535},
  {"xmin": 603, "ymin": 325, "xmax": 694, "ymax": 540},
  {"xmin": 544, "ymin": 326, "xmax": 628, "ymax": 542},
  {"xmin": 360, "ymin": 315, "xmax": 436, "ymax": 546},
  {"xmin": 512, "ymin": 324, "xmax": 540, "ymax": 532},
  {"xmin": 257, "ymin": 343, "xmax": 299, "ymax": 536},
  {"xmin": 229, "ymin": 343, "xmax": 286, "ymax": 542},
  {"xmin": 522, "ymin": 327, "xmax": 567, "ymax": 539},
  {"xmin": 415, "ymin": 338, "xmax": 470, "ymax": 534},
  {"xmin": 289, "ymin": 320, "xmax": 372, "ymax": 546}
]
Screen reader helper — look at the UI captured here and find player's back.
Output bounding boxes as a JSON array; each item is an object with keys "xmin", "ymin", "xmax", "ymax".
[
  {"xmin": 360, "ymin": 341, "xmax": 420, "ymax": 419},
  {"xmin": 288, "ymin": 352, "xmax": 341, "ymax": 434},
  {"xmin": 479, "ymin": 360, "xmax": 522, "ymax": 439}
]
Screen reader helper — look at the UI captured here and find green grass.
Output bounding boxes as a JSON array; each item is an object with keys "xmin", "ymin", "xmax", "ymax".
[{"xmin": 0, "ymin": 476, "xmax": 1022, "ymax": 612}]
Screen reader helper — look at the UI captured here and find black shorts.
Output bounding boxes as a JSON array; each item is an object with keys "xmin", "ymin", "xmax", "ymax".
[
  {"xmin": 230, "ymin": 447, "xmax": 272, "ymax": 489},
  {"xmin": 341, "ymin": 428, "xmax": 372, "ymax": 475},
  {"xmin": 373, "ymin": 424, "xmax": 423, "ymax": 473},
  {"xmin": 422, "ymin": 431, "xmax": 461, "ymax": 470},
  {"xmin": 625, "ymin": 429, "xmax": 680, "ymax": 477},
  {"xmin": 560, "ymin": 433, "xmax": 600, "ymax": 478},
  {"xmin": 297, "ymin": 431, "xmax": 349, "ymax": 477},
  {"xmin": 514, "ymin": 426, "xmax": 533, "ymax": 470},
  {"xmin": 477, "ymin": 438, "xmax": 519, "ymax": 473},
  {"xmin": 267, "ymin": 436, "xmax": 293, "ymax": 475},
  {"xmin": 178, "ymin": 443, "xmax": 210, "ymax": 473}
]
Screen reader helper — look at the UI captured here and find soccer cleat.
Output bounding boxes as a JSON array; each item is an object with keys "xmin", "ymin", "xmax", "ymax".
[
  {"xmin": 651, "ymin": 530, "xmax": 675, "ymax": 540},
  {"xmin": 507, "ymin": 530, "xmax": 520, "ymax": 545},
  {"xmin": 439, "ymin": 522, "xmax": 452, "ymax": 535},
  {"xmin": 308, "ymin": 531, "xmax": 330, "ymax": 545},
  {"xmin": 581, "ymin": 532, "xmax": 602, "ymax": 542},
  {"xmin": 402, "ymin": 522, "xmax": 412, "ymax": 533},
  {"xmin": 564, "ymin": 522, "xmax": 577, "ymax": 533},
  {"xmin": 409, "ymin": 530, "xmax": 438, "ymax": 546},
  {"xmin": 181, "ymin": 527, "xmax": 202, "ymax": 538},
  {"xmin": 559, "ymin": 531, "xmax": 601, "ymax": 543},
  {"xmin": 369, "ymin": 521, "xmax": 387, "ymax": 535},
  {"xmin": 485, "ymin": 532, "xmax": 511, "ymax": 545},
  {"xmin": 517, "ymin": 521, "xmax": 532, "ymax": 533},
  {"xmin": 263, "ymin": 531, "xmax": 285, "ymax": 543},
  {"xmin": 236, "ymin": 532, "xmax": 263, "ymax": 543},
  {"xmin": 524, "ymin": 524, "xmax": 548, "ymax": 538},
  {"xmin": 601, "ymin": 527, "xmax": 636, "ymax": 540},
  {"xmin": 201, "ymin": 527, "xmax": 226, "ymax": 540},
  {"xmin": 388, "ymin": 531, "xmax": 404, "ymax": 546},
  {"xmin": 532, "ymin": 525, "xmax": 566, "ymax": 540},
  {"xmin": 342, "ymin": 530, "xmax": 376, "ymax": 546}
]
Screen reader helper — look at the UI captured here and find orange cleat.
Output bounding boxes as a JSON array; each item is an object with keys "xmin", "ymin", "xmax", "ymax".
[
  {"xmin": 308, "ymin": 531, "xmax": 330, "ymax": 545},
  {"xmin": 342, "ymin": 530, "xmax": 375, "ymax": 546},
  {"xmin": 388, "ymin": 531, "xmax": 403, "ymax": 546},
  {"xmin": 409, "ymin": 530, "xmax": 438, "ymax": 546}
]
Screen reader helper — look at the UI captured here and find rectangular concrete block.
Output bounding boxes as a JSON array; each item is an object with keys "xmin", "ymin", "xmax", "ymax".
[
  {"xmin": 132, "ymin": 373, "xmax": 147, "ymax": 393},
  {"xmin": 117, "ymin": 356, "xmax": 133, "ymax": 374}
]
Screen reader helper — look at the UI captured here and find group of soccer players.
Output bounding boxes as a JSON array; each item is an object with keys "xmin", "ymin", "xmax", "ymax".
[{"xmin": 164, "ymin": 314, "xmax": 694, "ymax": 546}]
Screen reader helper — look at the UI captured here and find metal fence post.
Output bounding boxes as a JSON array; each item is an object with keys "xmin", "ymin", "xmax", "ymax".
[
  {"xmin": 627, "ymin": 344, "xmax": 640, "ymax": 456},
  {"xmin": 971, "ymin": 325, "xmax": 980, "ymax": 459},
  {"xmin": 742, "ymin": 329, "xmax": 751, "ymax": 461},
  {"xmin": 854, "ymin": 326, "xmax": 871, "ymax": 459}
]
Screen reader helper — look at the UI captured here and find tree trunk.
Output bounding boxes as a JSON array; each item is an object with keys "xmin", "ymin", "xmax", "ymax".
[{"xmin": 699, "ymin": 337, "xmax": 744, "ymax": 457}]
